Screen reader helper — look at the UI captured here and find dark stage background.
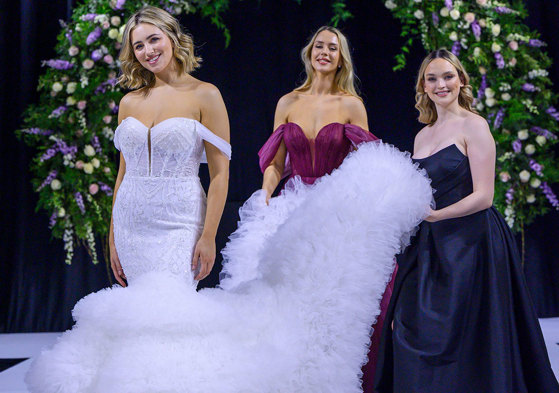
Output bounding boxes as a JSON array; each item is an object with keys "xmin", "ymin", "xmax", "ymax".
[{"xmin": 1, "ymin": 0, "xmax": 559, "ymax": 332}]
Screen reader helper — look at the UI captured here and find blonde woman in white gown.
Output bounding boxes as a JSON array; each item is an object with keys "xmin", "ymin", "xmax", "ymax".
[{"xmin": 26, "ymin": 7, "xmax": 434, "ymax": 393}]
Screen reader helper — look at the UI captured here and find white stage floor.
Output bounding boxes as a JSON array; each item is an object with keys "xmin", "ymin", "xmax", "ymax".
[{"xmin": 1, "ymin": 319, "xmax": 559, "ymax": 392}]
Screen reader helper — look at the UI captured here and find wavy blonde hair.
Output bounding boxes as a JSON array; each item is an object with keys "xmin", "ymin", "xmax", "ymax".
[
  {"xmin": 118, "ymin": 6, "xmax": 201, "ymax": 91},
  {"xmin": 415, "ymin": 49, "xmax": 476, "ymax": 125},
  {"xmin": 294, "ymin": 26, "xmax": 361, "ymax": 99}
]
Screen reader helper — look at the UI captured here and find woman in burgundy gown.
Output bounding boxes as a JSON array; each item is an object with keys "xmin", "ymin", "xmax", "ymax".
[{"xmin": 258, "ymin": 25, "xmax": 393, "ymax": 391}]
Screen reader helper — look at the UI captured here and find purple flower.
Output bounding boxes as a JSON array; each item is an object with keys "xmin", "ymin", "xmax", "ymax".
[
  {"xmin": 91, "ymin": 49, "xmax": 104, "ymax": 61},
  {"xmin": 471, "ymin": 21, "xmax": 481, "ymax": 39},
  {"xmin": 111, "ymin": 105, "xmax": 119, "ymax": 114},
  {"xmin": 493, "ymin": 108, "xmax": 505, "ymax": 129},
  {"xmin": 531, "ymin": 126, "xmax": 557, "ymax": 140},
  {"xmin": 546, "ymin": 106, "xmax": 559, "ymax": 121},
  {"xmin": 42, "ymin": 59, "xmax": 74, "ymax": 70},
  {"xmin": 506, "ymin": 187, "xmax": 514, "ymax": 204},
  {"xmin": 452, "ymin": 41, "xmax": 461, "ymax": 56},
  {"xmin": 37, "ymin": 170, "xmax": 58, "ymax": 191},
  {"xmin": 512, "ymin": 140, "xmax": 522, "ymax": 153},
  {"xmin": 49, "ymin": 211, "xmax": 57, "ymax": 228},
  {"xmin": 445, "ymin": 0, "xmax": 453, "ymax": 10},
  {"xmin": 477, "ymin": 75, "xmax": 487, "ymax": 100},
  {"xmin": 92, "ymin": 135, "xmax": 103, "ymax": 154},
  {"xmin": 65, "ymin": 30, "xmax": 73, "ymax": 44},
  {"xmin": 522, "ymin": 83, "xmax": 536, "ymax": 92},
  {"xmin": 94, "ymin": 77, "xmax": 118, "ymax": 94},
  {"xmin": 432, "ymin": 12, "xmax": 439, "ymax": 26},
  {"xmin": 495, "ymin": 6, "xmax": 513, "ymax": 14},
  {"xmin": 50, "ymin": 106, "xmax": 67, "ymax": 118},
  {"xmin": 40, "ymin": 147, "xmax": 57, "ymax": 162},
  {"xmin": 86, "ymin": 27, "xmax": 102, "ymax": 45},
  {"xmin": 98, "ymin": 182, "xmax": 114, "ymax": 196},
  {"xmin": 529, "ymin": 159, "xmax": 543, "ymax": 176},
  {"xmin": 528, "ymin": 39, "xmax": 545, "ymax": 48},
  {"xmin": 81, "ymin": 13, "xmax": 97, "ymax": 21},
  {"xmin": 494, "ymin": 52, "xmax": 505, "ymax": 69},
  {"xmin": 56, "ymin": 139, "xmax": 77, "ymax": 156},
  {"xmin": 22, "ymin": 128, "xmax": 53, "ymax": 136},
  {"xmin": 115, "ymin": 0, "xmax": 126, "ymax": 9},
  {"xmin": 74, "ymin": 192, "xmax": 86, "ymax": 214},
  {"xmin": 540, "ymin": 182, "xmax": 559, "ymax": 209}
]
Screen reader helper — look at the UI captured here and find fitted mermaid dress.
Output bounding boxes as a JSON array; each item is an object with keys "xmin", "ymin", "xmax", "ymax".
[
  {"xmin": 26, "ymin": 120, "xmax": 433, "ymax": 393},
  {"xmin": 374, "ymin": 144, "xmax": 559, "ymax": 393}
]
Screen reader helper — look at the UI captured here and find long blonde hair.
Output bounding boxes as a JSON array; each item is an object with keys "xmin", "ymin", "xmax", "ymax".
[
  {"xmin": 294, "ymin": 26, "xmax": 360, "ymax": 99},
  {"xmin": 415, "ymin": 49, "xmax": 476, "ymax": 125},
  {"xmin": 118, "ymin": 6, "xmax": 201, "ymax": 91}
]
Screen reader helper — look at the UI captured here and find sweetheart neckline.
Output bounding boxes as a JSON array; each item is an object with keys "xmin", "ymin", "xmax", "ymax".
[
  {"xmin": 122, "ymin": 116, "xmax": 201, "ymax": 130},
  {"xmin": 281, "ymin": 122, "xmax": 349, "ymax": 141},
  {"xmin": 412, "ymin": 143, "xmax": 467, "ymax": 161}
]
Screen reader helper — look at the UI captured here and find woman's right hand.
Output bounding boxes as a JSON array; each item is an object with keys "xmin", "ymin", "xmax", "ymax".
[{"xmin": 110, "ymin": 242, "xmax": 127, "ymax": 287}]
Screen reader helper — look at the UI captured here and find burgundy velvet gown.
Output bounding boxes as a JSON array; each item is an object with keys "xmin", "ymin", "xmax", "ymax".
[{"xmin": 258, "ymin": 122, "xmax": 395, "ymax": 391}]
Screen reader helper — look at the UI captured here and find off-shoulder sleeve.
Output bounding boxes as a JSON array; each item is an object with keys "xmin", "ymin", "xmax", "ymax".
[
  {"xmin": 258, "ymin": 124, "xmax": 291, "ymax": 178},
  {"xmin": 344, "ymin": 124, "xmax": 380, "ymax": 146},
  {"xmin": 196, "ymin": 121, "xmax": 232, "ymax": 163}
]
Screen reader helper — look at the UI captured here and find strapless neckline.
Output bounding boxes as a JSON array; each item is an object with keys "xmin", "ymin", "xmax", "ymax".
[
  {"xmin": 121, "ymin": 116, "xmax": 202, "ymax": 130},
  {"xmin": 279, "ymin": 122, "xmax": 347, "ymax": 141},
  {"xmin": 412, "ymin": 143, "xmax": 467, "ymax": 161}
]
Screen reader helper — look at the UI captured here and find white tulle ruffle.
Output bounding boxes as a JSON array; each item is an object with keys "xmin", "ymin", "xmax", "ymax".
[{"xmin": 26, "ymin": 141, "xmax": 432, "ymax": 393}]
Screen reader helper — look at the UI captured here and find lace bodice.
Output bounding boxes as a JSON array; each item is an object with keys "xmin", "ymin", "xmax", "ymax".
[{"xmin": 114, "ymin": 117, "xmax": 231, "ymax": 178}]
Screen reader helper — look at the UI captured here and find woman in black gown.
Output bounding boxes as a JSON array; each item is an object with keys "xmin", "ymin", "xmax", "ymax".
[{"xmin": 374, "ymin": 49, "xmax": 559, "ymax": 393}]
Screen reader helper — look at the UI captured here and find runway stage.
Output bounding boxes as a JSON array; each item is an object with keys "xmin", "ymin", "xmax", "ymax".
[{"xmin": 1, "ymin": 318, "xmax": 559, "ymax": 392}]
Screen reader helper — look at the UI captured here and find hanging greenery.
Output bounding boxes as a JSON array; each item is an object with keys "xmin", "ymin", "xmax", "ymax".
[
  {"xmin": 16, "ymin": 0, "xmax": 352, "ymax": 265},
  {"xmin": 385, "ymin": 0, "xmax": 559, "ymax": 232}
]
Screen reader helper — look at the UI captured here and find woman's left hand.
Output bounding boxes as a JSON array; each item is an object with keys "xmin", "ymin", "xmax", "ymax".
[
  {"xmin": 425, "ymin": 208, "xmax": 440, "ymax": 223},
  {"xmin": 192, "ymin": 234, "xmax": 216, "ymax": 281}
]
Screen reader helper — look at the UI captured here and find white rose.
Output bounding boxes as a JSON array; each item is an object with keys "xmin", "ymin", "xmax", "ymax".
[
  {"xmin": 530, "ymin": 178, "xmax": 542, "ymax": 188},
  {"xmin": 491, "ymin": 42, "xmax": 501, "ymax": 53},
  {"xmin": 58, "ymin": 207, "xmax": 66, "ymax": 217},
  {"xmin": 84, "ymin": 145, "xmax": 96, "ymax": 157},
  {"xmin": 95, "ymin": 14, "xmax": 109, "ymax": 24},
  {"xmin": 385, "ymin": 0, "xmax": 396, "ymax": 10},
  {"xmin": 68, "ymin": 46, "xmax": 79, "ymax": 56},
  {"xmin": 50, "ymin": 179, "xmax": 62, "ymax": 190},
  {"xmin": 450, "ymin": 9, "xmax": 460, "ymax": 20},
  {"xmin": 526, "ymin": 194, "xmax": 536, "ymax": 203},
  {"xmin": 82, "ymin": 59, "xmax": 94, "ymax": 70},
  {"xmin": 449, "ymin": 32, "xmax": 458, "ymax": 41},
  {"xmin": 492, "ymin": 24, "xmax": 501, "ymax": 36},
  {"xmin": 479, "ymin": 66, "xmax": 487, "ymax": 75},
  {"xmin": 536, "ymin": 135, "xmax": 546, "ymax": 146},
  {"xmin": 501, "ymin": 93, "xmax": 511, "ymax": 101},
  {"xmin": 484, "ymin": 87, "xmax": 495, "ymax": 98},
  {"xmin": 477, "ymin": 0, "xmax": 488, "ymax": 6},
  {"xmin": 66, "ymin": 96, "xmax": 76, "ymax": 106},
  {"xmin": 464, "ymin": 12, "xmax": 476, "ymax": 24},
  {"xmin": 52, "ymin": 82, "xmax": 63, "ymax": 92},
  {"xmin": 110, "ymin": 16, "xmax": 121, "ymax": 26},
  {"xmin": 517, "ymin": 129, "xmax": 529, "ymax": 140},
  {"xmin": 519, "ymin": 170, "xmax": 531, "ymax": 183},
  {"xmin": 499, "ymin": 171, "xmax": 511, "ymax": 182},
  {"xmin": 478, "ymin": 18, "xmax": 487, "ymax": 28},
  {"xmin": 440, "ymin": 7, "xmax": 450, "ymax": 17},
  {"xmin": 476, "ymin": 102, "xmax": 485, "ymax": 111},
  {"xmin": 414, "ymin": 10, "xmax": 424, "ymax": 19},
  {"xmin": 524, "ymin": 144, "xmax": 536, "ymax": 155},
  {"xmin": 473, "ymin": 47, "xmax": 481, "ymax": 57},
  {"xmin": 83, "ymin": 163, "xmax": 94, "ymax": 174},
  {"xmin": 66, "ymin": 82, "xmax": 77, "ymax": 94},
  {"xmin": 108, "ymin": 28, "xmax": 119, "ymax": 39},
  {"xmin": 485, "ymin": 97, "xmax": 496, "ymax": 107},
  {"xmin": 92, "ymin": 158, "xmax": 101, "ymax": 168}
]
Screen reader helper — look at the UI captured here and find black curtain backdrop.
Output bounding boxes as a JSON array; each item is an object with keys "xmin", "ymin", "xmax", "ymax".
[{"xmin": 2, "ymin": 0, "xmax": 558, "ymax": 332}]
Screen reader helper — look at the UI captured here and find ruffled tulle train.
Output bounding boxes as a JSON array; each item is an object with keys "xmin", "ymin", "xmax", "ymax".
[{"xmin": 26, "ymin": 142, "xmax": 432, "ymax": 393}]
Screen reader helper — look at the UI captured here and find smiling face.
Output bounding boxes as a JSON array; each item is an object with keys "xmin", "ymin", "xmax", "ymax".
[
  {"xmin": 423, "ymin": 58, "xmax": 464, "ymax": 107},
  {"xmin": 131, "ymin": 23, "xmax": 174, "ymax": 74},
  {"xmin": 310, "ymin": 30, "xmax": 341, "ymax": 74}
]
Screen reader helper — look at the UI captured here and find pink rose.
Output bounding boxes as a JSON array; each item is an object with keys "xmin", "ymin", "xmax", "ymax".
[
  {"xmin": 103, "ymin": 54, "xmax": 114, "ymax": 64},
  {"xmin": 114, "ymin": 41, "xmax": 122, "ymax": 50},
  {"xmin": 103, "ymin": 115, "xmax": 112, "ymax": 124},
  {"xmin": 103, "ymin": 166, "xmax": 111, "ymax": 173},
  {"xmin": 102, "ymin": 21, "xmax": 110, "ymax": 30},
  {"xmin": 464, "ymin": 12, "xmax": 475, "ymax": 24},
  {"xmin": 89, "ymin": 183, "xmax": 99, "ymax": 195},
  {"xmin": 108, "ymin": 100, "xmax": 116, "ymax": 109},
  {"xmin": 77, "ymin": 100, "xmax": 87, "ymax": 110},
  {"xmin": 476, "ymin": 0, "xmax": 487, "ymax": 5},
  {"xmin": 508, "ymin": 40, "xmax": 518, "ymax": 51},
  {"xmin": 509, "ymin": 57, "xmax": 517, "ymax": 66},
  {"xmin": 75, "ymin": 160, "xmax": 84, "ymax": 170}
]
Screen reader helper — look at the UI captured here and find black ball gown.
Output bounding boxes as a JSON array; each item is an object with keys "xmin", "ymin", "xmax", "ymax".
[{"xmin": 374, "ymin": 144, "xmax": 559, "ymax": 393}]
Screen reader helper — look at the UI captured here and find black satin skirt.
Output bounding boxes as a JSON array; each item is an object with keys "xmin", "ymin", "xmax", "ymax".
[{"xmin": 374, "ymin": 207, "xmax": 559, "ymax": 393}]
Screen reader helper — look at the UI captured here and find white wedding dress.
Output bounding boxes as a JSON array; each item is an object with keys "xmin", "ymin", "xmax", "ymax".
[{"xmin": 26, "ymin": 117, "xmax": 433, "ymax": 393}]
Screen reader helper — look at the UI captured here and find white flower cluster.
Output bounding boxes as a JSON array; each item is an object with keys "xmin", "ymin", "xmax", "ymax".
[
  {"xmin": 521, "ymin": 99, "xmax": 539, "ymax": 114},
  {"xmin": 63, "ymin": 223, "xmax": 74, "ymax": 264},
  {"xmin": 528, "ymin": 69, "xmax": 549, "ymax": 79},
  {"xmin": 385, "ymin": 0, "xmax": 396, "ymax": 10},
  {"xmin": 499, "ymin": 83, "xmax": 511, "ymax": 91},
  {"xmin": 85, "ymin": 223, "xmax": 98, "ymax": 264},
  {"xmin": 504, "ymin": 206, "xmax": 515, "ymax": 228},
  {"xmin": 102, "ymin": 126, "xmax": 115, "ymax": 140}
]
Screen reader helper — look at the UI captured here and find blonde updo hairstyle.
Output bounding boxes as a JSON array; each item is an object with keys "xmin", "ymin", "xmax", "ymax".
[
  {"xmin": 118, "ymin": 6, "xmax": 201, "ymax": 91},
  {"xmin": 415, "ymin": 48, "xmax": 476, "ymax": 125},
  {"xmin": 295, "ymin": 26, "xmax": 361, "ymax": 100}
]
